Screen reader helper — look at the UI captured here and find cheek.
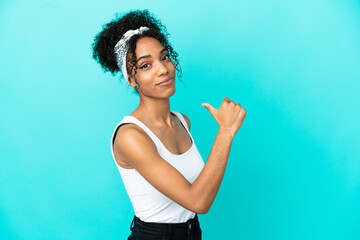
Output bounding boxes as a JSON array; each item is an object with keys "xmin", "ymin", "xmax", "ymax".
[
  {"xmin": 168, "ymin": 61, "xmax": 176, "ymax": 71},
  {"xmin": 137, "ymin": 72, "xmax": 156, "ymax": 85}
]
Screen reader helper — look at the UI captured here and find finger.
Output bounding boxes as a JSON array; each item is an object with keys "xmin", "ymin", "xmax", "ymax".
[
  {"xmin": 202, "ymin": 103, "xmax": 217, "ymax": 117},
  {"xmin": 223, "ymin": 97, "xmax": 230, "ymax": 103},
  {"xmin": 238, "ymin": 108, "xmax": 246, "ymax": 118}
]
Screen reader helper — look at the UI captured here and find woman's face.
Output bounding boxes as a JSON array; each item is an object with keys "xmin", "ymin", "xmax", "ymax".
[{"xmin": 128, "ymin": 37, "xmax": 176, "ymax": 97}]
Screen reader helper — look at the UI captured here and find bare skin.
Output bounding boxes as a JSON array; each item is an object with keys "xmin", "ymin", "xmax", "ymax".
[{"xmin": 113, "ymin": 36, "xmax": 247, "ymax": 214}]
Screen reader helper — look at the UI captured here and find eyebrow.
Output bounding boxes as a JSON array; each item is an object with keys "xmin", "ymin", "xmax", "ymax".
[{"xmin": 136, "ymin": 48, "xmax": 168, "ymax": 63}]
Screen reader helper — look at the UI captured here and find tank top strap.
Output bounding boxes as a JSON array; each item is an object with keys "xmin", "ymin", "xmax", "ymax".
[
  {"xmin": 120, "ymin": 116, "xmax": 163, "ymax": 149},
  {"xmin": 170, "ymin": 111, "xmax": 189, "ymax": 131}
]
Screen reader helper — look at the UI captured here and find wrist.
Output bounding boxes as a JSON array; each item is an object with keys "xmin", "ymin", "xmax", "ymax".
[{"xmin": 218, "ymin": 127, "xmax": 235, "ymax": 139}]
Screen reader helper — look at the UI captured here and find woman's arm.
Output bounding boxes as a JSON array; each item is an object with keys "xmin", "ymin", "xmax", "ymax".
[
  {"xmin": 190, "ymin": 128, "xmax": 234, "ymax": 213},
  {"xmin": 114, "ymin": 97, "xmax": 246, "ymax": 214}
]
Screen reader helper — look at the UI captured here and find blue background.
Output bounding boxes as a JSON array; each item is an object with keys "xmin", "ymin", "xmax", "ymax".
[{"xmin": 1, "ymin": 0, "xmax": 359, "ymax": 239}]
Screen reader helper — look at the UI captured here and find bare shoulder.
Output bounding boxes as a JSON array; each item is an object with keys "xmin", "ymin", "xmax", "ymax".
[
  {"xmin": 179, "ymin": 112, "xmax": 191, "ymax": 131},
  {"xmin": 113, "ymin": 123, "xmax": 157, "ymax": 166}
]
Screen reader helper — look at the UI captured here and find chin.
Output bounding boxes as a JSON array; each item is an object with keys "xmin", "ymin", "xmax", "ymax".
[{"xmin": 166, "ymin": 86, "xmax": 176, "ymax": 97}]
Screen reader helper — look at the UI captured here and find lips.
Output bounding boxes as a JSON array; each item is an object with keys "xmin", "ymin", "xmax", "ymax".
[{"xmin": 157, "ymin": 77, "xmax": 173, "ymax": 85}]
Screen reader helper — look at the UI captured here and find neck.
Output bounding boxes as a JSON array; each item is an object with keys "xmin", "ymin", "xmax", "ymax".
[{"xmin": 134, "ymin": 97, "xmax": 174, "ymax": 128}]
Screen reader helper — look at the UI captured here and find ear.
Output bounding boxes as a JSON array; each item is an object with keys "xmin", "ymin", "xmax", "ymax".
[{"xmin": 128, "ymin": 76, "xmax": 136, "ymax": 88}]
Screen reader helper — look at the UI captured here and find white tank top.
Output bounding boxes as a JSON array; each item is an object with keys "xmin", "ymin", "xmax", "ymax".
[{"xmin": 110, "ymin": 110, "xmax": 205, "ymax": 223}]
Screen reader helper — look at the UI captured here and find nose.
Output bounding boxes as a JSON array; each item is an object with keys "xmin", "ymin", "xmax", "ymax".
[{"xmin": 157, "ymin": 60, "xmax": 169, "ymax": 76}]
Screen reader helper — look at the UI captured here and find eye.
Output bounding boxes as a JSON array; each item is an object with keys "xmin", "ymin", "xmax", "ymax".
[
  {"xmin": 140, "ymin": 63, "xmax": 149, "ymax": 69},
  {"xmin": 162, "ymin": 54, "xmax": 170, "ymax": 60}
]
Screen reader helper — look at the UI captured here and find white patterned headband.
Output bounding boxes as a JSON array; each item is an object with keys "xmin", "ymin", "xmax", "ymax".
[{"xmin": 114, "ymin": 26, "xmax": 150, "ymax": 85}]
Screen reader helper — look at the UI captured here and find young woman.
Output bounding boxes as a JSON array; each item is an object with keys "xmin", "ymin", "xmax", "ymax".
[{"xmin": 92, "ymin": 9, "xmax": 246, "ymax": 240}]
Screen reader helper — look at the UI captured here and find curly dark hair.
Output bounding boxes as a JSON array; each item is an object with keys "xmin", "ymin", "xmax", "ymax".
[{"xmin": 91, "ymin": 9, "xmax": 184, "ymax": 93}]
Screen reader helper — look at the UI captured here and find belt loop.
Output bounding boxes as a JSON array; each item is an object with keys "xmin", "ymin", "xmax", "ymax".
[
  {"xmin": 187, "ymin": 215, "xmax": 196, "ymax": 240},
  {"xmin": 163, "ymin": 224, "xmax": 173, "ymax": 240}
]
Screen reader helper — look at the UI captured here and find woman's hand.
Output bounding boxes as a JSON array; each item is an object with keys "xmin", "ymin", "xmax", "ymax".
[{"xmin": 202, "ymin": 97, "xmax": 246, "ymax": 137}]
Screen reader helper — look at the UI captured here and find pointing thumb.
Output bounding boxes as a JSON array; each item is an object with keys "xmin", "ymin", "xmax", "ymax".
[{"xmin": 201, "ymin": 103, "xmax": 216, "ymax": 116}]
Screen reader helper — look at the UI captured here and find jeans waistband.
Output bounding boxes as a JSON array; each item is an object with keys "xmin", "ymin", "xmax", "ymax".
[{"xmin": 130, "ymin": 214, "xmax": 200, "ymax": 237}]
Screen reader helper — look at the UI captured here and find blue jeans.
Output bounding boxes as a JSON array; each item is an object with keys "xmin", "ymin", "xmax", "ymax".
[{"xmin": 127, "ymin": 214, "xmax": 202, "ymax": 240}]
